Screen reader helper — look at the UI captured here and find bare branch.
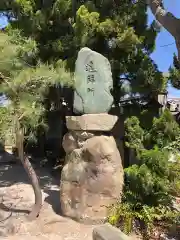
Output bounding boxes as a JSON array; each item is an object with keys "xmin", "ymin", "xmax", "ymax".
[
  {"xmin": 0, "ymin": 72, "xmax": 17, "ymax": 95},
  {"xmin": 18, "ymin": 112, "xmax": 26, "ymax": 121},
  {"xmin": 147, "ymin": 0, "xmax": 180, "ymax": 60},
  {"xmin": 176, "ymin": 39, "xmax": 180, "ymax": 61},
  {"xmin": 147, "ymin": 0, "xmax": 179, "ymax": 36}
]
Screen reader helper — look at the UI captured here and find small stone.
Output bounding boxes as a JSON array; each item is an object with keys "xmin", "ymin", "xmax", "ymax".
[
  {"xmin": 62, "ymin": 133, "xmax": 77, "ymax": 154},
  {"xmin": 93, "ymin": 224, "xmax": 131, "ymax": 240},
  {"xmin": 75, "ymin": 131, "xmax": 95, "ymax": 140}
]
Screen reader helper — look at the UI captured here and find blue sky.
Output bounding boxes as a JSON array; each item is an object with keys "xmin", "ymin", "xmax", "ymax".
[
  {"xmin": 0, "ymin": 15, "xmax": 7, "ymax": 28},
  {"xmin": 148, "ymin": 0, "xmax": 180, "ymax": 97},
  {"xmin": 0, "ymin": 1, "xmax": 180, "ymax": 97}
]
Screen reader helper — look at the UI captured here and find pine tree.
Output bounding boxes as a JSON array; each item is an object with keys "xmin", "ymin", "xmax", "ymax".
[
  {"xmin": 0, "ymin": 0, "xmax": 166, "ymax": 104},
  {"xmin": 0, "ymin": 0, "xmax": 179, "ymax": 232},
  {"xmin": 0, "ymin": 31, "xmax": 72, "ymax": 220}
]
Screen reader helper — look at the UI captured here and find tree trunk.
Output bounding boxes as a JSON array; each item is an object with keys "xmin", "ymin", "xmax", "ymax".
[
  {"xmin": 21, "ymin": 155, "xmax": 43, "ymax": 221},
  {"xmin": 16, "ymin": 126, "xmax": 42, "ymax": 221},
  {"xmin": 147, "ymin": 0, "xmax": 180, "ymax": 60}
]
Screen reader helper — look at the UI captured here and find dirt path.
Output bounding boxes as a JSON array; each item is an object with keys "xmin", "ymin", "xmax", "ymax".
[
  {"xmin": 1, "ymin": 162, "xmax": 179, "ymax": 240},
  {"xmin": 0, "ymin": 162, "xmax": 95, "ymax": 239}
]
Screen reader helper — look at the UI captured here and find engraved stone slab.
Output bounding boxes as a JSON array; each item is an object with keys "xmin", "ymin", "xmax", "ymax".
[{"xmin": 73, "ymin": 47, "xmax": 113, "ymax": 114}]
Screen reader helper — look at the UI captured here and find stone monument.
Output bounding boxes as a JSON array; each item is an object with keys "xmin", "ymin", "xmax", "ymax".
[
  {"xmin": 60, "ymin": 47, "xmax": 124, "ymax": 224},
  {"xmin": 73, "ymin": 47, "xmax": 113, "ymax": 114}
]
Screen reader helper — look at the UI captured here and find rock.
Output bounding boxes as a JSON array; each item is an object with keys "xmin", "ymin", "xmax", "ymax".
[
  {"xmin": 62, "ymin": 132, "xmax": 78, "ymax": 154},
  {"xmin": 93, "ymin": 224, "xmax": 132, "ymax": 240},
  {"xmin": 60, "ymin": 134, "xmax": 124, "ymax": 224},
  {"xmin": 75, "ymin": 131, "xmax": 95, "ymax": 140},
  {"xmin": 172, "ymin": 197, "xmax": 180, "ymax": 212},
  {"xmin": 66, "ymin": 114, "xmax": 118, "ymax": 131},
  {"xmin": 73, "ymin": 47, "xmax": 113, "ymax": 114}
]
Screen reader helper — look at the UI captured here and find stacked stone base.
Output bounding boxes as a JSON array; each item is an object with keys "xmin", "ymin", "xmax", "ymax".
[{"xmin": 60, "ymin": 113, "xmax": 124, "ymax": 224}]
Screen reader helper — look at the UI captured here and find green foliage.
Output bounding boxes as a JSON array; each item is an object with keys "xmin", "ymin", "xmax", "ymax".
[
  {"xmin": 108, "ymin": 148, "xmax": 179, "ymax": 236},
  {"xmin": 108, "ymin": 202, "xmax": 135, "ymax": 234},
  {"xmin": 164, "ymin": 135, "xmax": 180, "ymax": 155},
  {"xmin": 169, "ymin": 67, "xmax": 180, "ymax": 89},
  {"xmin": 124, "ymin": 116, "xmax": 144, "ymax": 151},
  {"xmin": 125, "ymin": 110, "xmax": 180, "ymax": 152},
  {"xmin": 1, "ymin": 1, "xmax": 178, "ymax": 234},
  {"xmin": 108, "ymin": 201, "xmax": 179, "ymax": 235},
  {"xmin": 169, "ymin": 55, "xmax": 180, "ymax": 89},
  {"xmin": 0, "ymin": 32, "xmax": 73, "ymax": 143},
  {"xmin": 0, "ymin": 106, "xmax": 15, "ymax": 144},
  {"xmin": 0, "ymin": 0, "xmax": 165, "ymax": 103},
  {"xmin": 125, "ymin": 149, "xmax": 171, "ymax": 206},
  {"xmin": 114, "ymin": 111, "xmax": 180, "ymax": 236},
  {"xmin": 150, "ymin": 109, "xmax": 180, "ymax": 148},
  {"xmin": 73, "ymin": 5, "xmax": 100, "ymax": 47},
  {"xmin": 168, "ymin": 157, "xmax": 180, "ymax": 197},
  {"xmin": 164, "ymin": 140, "xmax": 180, "ymax": 196}
]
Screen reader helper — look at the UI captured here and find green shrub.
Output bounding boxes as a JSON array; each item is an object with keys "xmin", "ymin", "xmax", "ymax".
[
  {"xmin": 125, "ymin": 111, "xmax": 180, "ymax": 154},
  {"xmin": 150, "ymin": 109, "xmax": 180, "ymax": 148},
  {"xmin": 108, "ymin": 201, "xmax": 179, "ymax": 236},
  {"xmin": 124, "ymin": 116, "xmax": 144, "ymax": 151},
  {"xmin": 108, "ymin": 148, "xmax": 179, "ymax": 237},
  {"xmin": 168, "ymin": 158, "xmax": 180, "ymax": 197},
  {"xmin": 124, "ymin": 149, "xmax": 172, "ymax": 206},
  {"xmin": 114, "ymin": 112, "xmax": 180, "ymax": 237}
]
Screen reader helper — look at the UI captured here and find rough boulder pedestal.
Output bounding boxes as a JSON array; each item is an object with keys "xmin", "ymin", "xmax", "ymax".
[{"xmin": 60, "ymin": 114, "xmax": 124, "ymax": 224}]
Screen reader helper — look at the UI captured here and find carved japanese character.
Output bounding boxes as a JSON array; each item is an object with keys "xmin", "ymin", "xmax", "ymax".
[{"xmin": 87, "ymin": 74, "xmax": 95, "ymax": 83}]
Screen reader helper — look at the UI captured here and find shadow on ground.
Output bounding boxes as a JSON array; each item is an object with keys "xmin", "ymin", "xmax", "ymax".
[
  {"xmin": 0, "ymin": 151, "xmax": 62, "ymax": 216},
  {"xmin": 44, "ymin": 189, "xmax": 62, "ymax": 215}
]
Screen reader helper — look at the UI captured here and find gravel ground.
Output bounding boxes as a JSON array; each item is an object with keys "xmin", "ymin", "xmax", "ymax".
[
  {"xmin": 0, "ymin": 162, "xmax": 95, "ymax": 240},
  {"xmin": 0, "ymin": 159, "xmax": 179, "ymax": 240}
]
